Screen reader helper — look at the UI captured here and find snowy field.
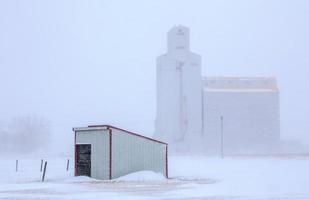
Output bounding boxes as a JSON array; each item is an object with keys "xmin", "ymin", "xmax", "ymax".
[{"xmin": 1, "ymin": 155, "xmax": 309, "ymax": 200}]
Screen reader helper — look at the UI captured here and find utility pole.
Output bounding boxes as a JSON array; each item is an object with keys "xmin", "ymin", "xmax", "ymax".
[{"xmin": 220, "ymin": 116, "xmax": 224, "ymax": 159}]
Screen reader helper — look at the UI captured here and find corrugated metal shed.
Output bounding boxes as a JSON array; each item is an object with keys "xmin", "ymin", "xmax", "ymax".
[{"xmin": 73, "ymin": 125, "xmax": 168, "ymax": 180}]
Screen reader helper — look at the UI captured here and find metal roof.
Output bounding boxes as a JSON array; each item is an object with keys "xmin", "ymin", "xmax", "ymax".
[
  {"xmin": 203, "ymin": 76, "xmax": 279, "ymax": 92},
  {"xmin": 73, "ymin": 125, "xmax": 168, "ymax": 145}
]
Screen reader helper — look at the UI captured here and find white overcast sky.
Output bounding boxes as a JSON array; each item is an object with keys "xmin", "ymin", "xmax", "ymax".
[{"xmin": 0, "ymin": 0, "xmax": 308, "ymax": 151}]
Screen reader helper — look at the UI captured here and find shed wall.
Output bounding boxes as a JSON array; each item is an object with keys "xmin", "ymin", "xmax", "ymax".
[
  {"xmin": 111, "ymin": 128, "xmax": 167, "ymax": 179},
  {"xmin": 75, "ymin": 130, "xmax": 110, "ymax": 180}
]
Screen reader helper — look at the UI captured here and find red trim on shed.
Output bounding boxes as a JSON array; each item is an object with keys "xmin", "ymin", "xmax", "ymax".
[
  {"xmin": 108, "ymin": 128, "xmax": 112, "ymax": 180},
  {"xmin": 74, "ymin": 131, "xmax": 77, "ymax": 176},
  {"xmin": 88, "ymin": 125, "xmax": 168, "ymax": 145}
]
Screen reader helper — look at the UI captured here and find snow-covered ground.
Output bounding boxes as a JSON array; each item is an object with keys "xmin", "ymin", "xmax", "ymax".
[{"xmin": 1, "ymin": 155, "xmax": 309, "ymax": 199}]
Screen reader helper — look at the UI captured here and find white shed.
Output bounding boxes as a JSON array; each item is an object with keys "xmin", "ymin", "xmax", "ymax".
[{"xmin": 73, "ymin": 125, "xmax": 168, "ymax": 180}]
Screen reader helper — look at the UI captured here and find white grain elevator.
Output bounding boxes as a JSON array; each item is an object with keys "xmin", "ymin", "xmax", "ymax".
[{"xmin": 154, "ymin": 26, "xmax": 203, "ymax": 152}]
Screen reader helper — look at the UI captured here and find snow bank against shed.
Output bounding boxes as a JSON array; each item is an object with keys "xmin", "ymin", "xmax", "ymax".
[{"xmin": 115, "ymin": 171, "xmax": 166, "ymax": 182}]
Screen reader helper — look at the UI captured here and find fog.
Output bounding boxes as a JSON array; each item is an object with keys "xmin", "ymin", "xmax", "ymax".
[{"xmin": 0, "ymin": 0, "xmax": 308, "ymax": 154}]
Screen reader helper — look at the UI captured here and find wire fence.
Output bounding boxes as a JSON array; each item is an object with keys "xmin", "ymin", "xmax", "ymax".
[{"xmin": 1, "ymin": 157, "xmax": 74, "ymax": 183}]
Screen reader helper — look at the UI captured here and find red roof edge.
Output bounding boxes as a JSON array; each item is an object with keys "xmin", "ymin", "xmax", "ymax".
[{"xmin": 88, "ymin": 124, "xmax": 168, "ymax": 145}]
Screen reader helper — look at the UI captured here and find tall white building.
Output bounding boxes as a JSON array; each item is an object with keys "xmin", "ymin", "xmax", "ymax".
[
  {"xmin": 154, "ymin": 26, "xmax": 280, "ymax": 154},
  {"xmin": 155, "ymin": 26, "xmax": 203, "ymax": 152}
]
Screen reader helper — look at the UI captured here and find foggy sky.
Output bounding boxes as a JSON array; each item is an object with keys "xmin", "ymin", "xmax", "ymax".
[{"xmin": 0, "ymin": 0, "xmax": 308, "ymax": 153}]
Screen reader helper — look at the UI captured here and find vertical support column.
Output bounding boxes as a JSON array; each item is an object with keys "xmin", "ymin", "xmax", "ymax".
[
  {"xmin": 108, "ymin": 127, "xmax": 112, "ymax": 180},
  {"xmin": 165, "ymin": 145, "xmax": 168, "ymax": 178},
  {"xmin": 221, "ymin": 116, "xmax": 224, "ymax": 159},
  {"xmin": 201, "ymin": 90, "xmax": 204, "ymax": 137}
]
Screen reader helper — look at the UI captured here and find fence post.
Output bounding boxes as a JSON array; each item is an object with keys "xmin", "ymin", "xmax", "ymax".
[
  {"xmin": 42, "ymin": 161, "xmax": 47, "ymax": 182},
  {"xmin": 15, "ymin": 160, "xmax": 18, "ymax": 172},
  {"xmin": 40, "ymin": 159, "xmax": 43, "ymax": 172},
  {"xmin": 66, "ymin": 159, "xmax": 70, "ymax": 171}
]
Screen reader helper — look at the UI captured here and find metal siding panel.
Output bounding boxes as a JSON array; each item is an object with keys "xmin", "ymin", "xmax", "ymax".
[
  {"xmin": 76, "ymin": 130, "xmax": 109, "ymax": 180},
  {"xmin": 111, "ymin": 128, "xmax": 167, "ymax": 179}
]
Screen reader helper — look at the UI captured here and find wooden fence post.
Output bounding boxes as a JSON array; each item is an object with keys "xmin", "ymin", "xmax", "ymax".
[
  {"xmin": 66, "ymin": 159, "xmax": 70, "ymax": 171},
  {"xmin": 40, "ymin": 159, "xmax": 43, "ymax": 172},
  {"xmin": 15, "ymin": 160, "xmax": 18, "ymax": 172},
  {"xmin": 42, "ymin": 161, "xmax": 47, "ymax": 182}
]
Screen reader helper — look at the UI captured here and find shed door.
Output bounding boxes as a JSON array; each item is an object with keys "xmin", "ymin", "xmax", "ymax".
[{"xmin": 76, "ymin": 144, "xmax": 91, "ymax": 177}]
